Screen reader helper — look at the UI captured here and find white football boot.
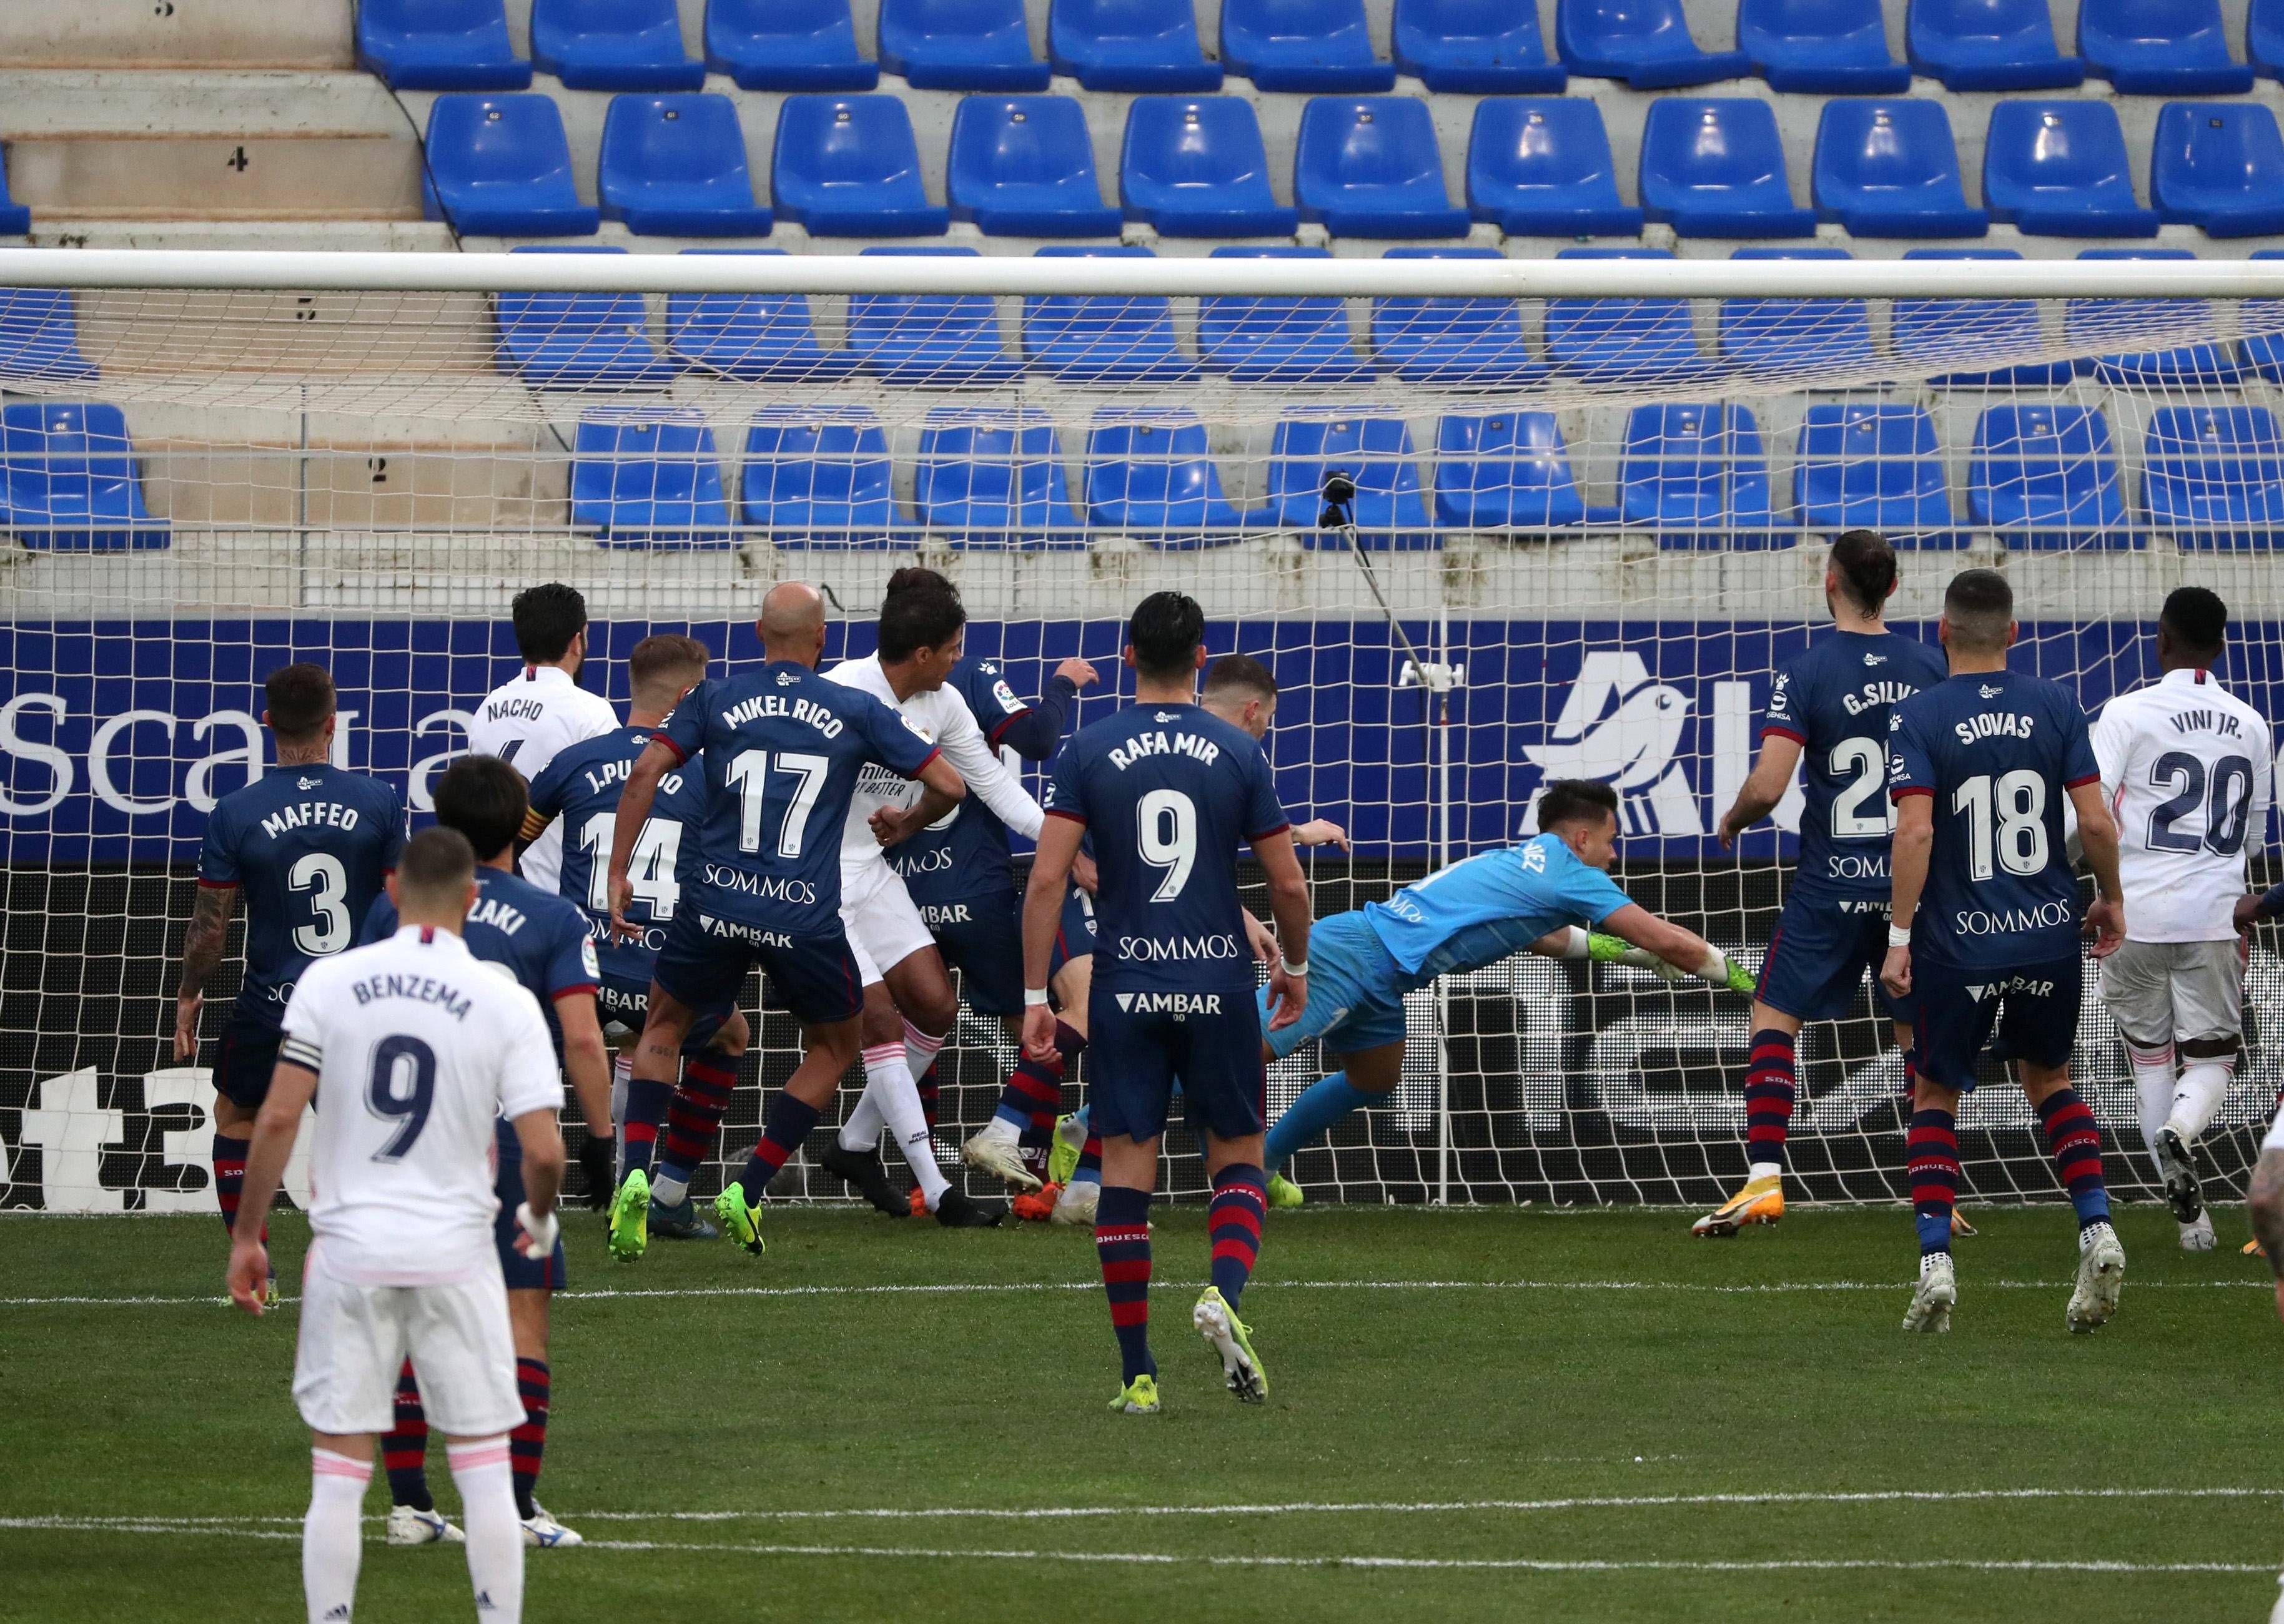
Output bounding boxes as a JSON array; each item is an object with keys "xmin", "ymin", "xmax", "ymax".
[
  {"xmin": 2178, "ymin": 1211, "xmax": 2216, "ymax": 1252},
  {"xmin": 385, "ymin": 1505, "xmax": 464, "ymax": 1546},
  {"xmin": 2065, "ymin": 1221, "xmax": 2126, "ymax": 1334},
  {"xmin": 1902, "ymin": 1251, "xmax": 1955, "ymax": 1334},
  {"xmin": 521, "ymin": 1502, "xmax": 583, "ymax": 1548},
  {"xmin": 1051, "ymin": 1178, "xmax": 1100, "ymax": 1226},
  {"xmin": 961, "ymin": 1121, "xmax": 1041, "ymax": 1192}
]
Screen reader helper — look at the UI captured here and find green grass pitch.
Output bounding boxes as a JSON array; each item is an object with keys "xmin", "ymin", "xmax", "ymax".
[{"xmin": 3, "ymin": 1203, "xmax": 2281, "ymax": 1622}]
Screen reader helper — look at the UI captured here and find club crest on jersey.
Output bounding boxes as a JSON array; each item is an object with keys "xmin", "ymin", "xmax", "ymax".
[
  {"xmin": 297, "ymin": 775, "xmax": 320, "ymax": 789},
  {"xmin": 1980, "ymin": 683, "xmax": 2005, "ymax": 699},
  {"xmin": 1521, "ymin": 651, "xmax": 1700, "ymax": 837},
  {"xmin": 775, "ymin": 670, "xmax": 798, "ymax": 686},
  {"xmin": 1863, "ymin": 652, "xmax": 1887, "ymax": 666}
]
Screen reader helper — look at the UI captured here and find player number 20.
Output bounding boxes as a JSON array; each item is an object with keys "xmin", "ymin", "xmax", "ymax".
[
  {"xmin": 1953, "ymin": 769, "xmax": 2047, "ymax": 880},
  {"xmin": 1138, "ymin": 787, "xmax": 1196, "ymax": 902},
  {"xmin": 726, "ymin": 750, "xmax": 829, "ymax": 860}
]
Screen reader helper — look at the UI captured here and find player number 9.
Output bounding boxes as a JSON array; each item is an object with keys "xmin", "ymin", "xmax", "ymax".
[
  {"xmin": 1137, "ymin": 787, "xmax": 1197, "ymax": 902},
  {"xmin": 365, "ymin": 1033, "xmax": 437, "ymax": 1162}
]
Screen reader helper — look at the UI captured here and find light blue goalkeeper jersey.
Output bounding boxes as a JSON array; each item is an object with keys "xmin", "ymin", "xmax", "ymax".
[{"xmin": 1363, "ymin": 834, "xmax": 1634, "ymax": 992}]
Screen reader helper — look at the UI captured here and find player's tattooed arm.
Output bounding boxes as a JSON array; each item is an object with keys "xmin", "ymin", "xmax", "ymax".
[
  {"xmin": 174, "ymin": 883, "xmax": 238, "ymax": 1061},
  {"xmin": 2246, "ymin": 1152, "xmax": 2284, "ymax": 1308},
  {"xmin": 1717, "ymin": 732, "xmax": 1803, "ymax": 850}
]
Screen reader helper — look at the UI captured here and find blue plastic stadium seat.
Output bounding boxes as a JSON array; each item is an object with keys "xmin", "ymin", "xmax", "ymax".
[
  {"xmin": 1639, "ymin": 99, "xmax": 1816, "ymax": 239},
  {"xmin": 0, "ymin": 292, "xmax": 96, "ymax": 381},
  {"xmin": 1120, "ymin": 98, "xmax": 1297, "ymax": 237},
  {"xmin": 1739, "ymin": 0, "xmax": 1910, "ymax": 92},
  {"xmin": 1465, "ymin": 98, "xmax": 1643, "ymax": 237},
  {"xmin": 1719, "ymin": 249, "xmax": 1877, "ymax": 377},
  {"xmin": 2151, "ymin": 102, "xmax": 2284, "ymax": 238},
  {"xmin": 1434, "ymin": 411, "xmax": 1611, "ymax": 531},
  {"xmin": 1393, "ymin": 0, "xmax": 1567, "ymax": 93},
  {"xmin": 1556, "ymin": 0, "xmax": 1750, "ymax": 88},
  {"xmin": 496, "ymin": 246, "xmax": 675, "ymax": 388},
  {"xmin": 668, "ymin": 249, "xmax": 855, "ymax": 381},
  {"xmin": 1906, "ymin": 0, "xmax": 2082, "ymax": 90},
  {"xmin": 1244, "ymin": 410, "xmax": 1435, "ymax": 548},
  {"xmin": 423, "ymin": 95, "xmax": 599, "ymax": 235},
  {"xmin": 916, "ymin": 407, "xmax": 1085, "ymax": 548},
  {"xmin": 772, "ymin": 96, "xmax": 949, "ymax": 236},
  {"xmin": 878, "ymin": 0, "xmax": 1049, "ymax": 89},
  {"xmin": 1891, "ymin": 247, "xmax": 2068, "ymax": 385},
  {"xmin": 1220, "ymin": 0, "xmax": 1394, "ymax": 92},
  {"xmin": 599, "ymin": 95, "xmax": 773, "ymax": 236},
  {"xmin": 532, "ymin": 0, "xmax": 704, "ymax": 89},
  {"xmin": 0, "ymin": 403, "xmax": 166, "ymax": 551},
  {"xmin": 1793, "ymin": 403, "xmax": 1961, "ymax": 544},
  {"xmin": 357, "ymin": 0, "xmax": 532, "ymax": 89},
  {"xmin": 2066, "ymin": 249, "xmax": 2237, "ymax": 388},
  {"xmin": 1373, "ymin": 247, "xmax": 1547, "ymax": 385},
  {"xmin": 1812, "ymin": 99, "xmax": 1987, "ymax": 239},
  {"xmin": 1084, "ymin": 408, "xmax": 1244, "ymax": 545},
  {"xmin": 0, "ymin": 154, "xmax": 28, "ymax": 235},
  {"xmin": 2239, "ymin": 249, "xmax": 2284, "ymax": 380},
  {"xmin": 1982, "ymin": 101, "xmax": 2157, "ymax": 239},
  {"xmin": 1294, "ymin": 98, "xmax": 1470, "ymax": 239},
  {"xmin": 1051, "ymin": 0, "xmax": 1222, "ymax": 90},
  {"xmin": 949, "ymin": 97, "xmax": 1121, "ymax": 236},
  {"xmin": 1621, "ymin": 404, "xmax": 1786, "ymax": 548},
  {"xmin": 2080, "ymin": 0, "xmax": 2252, "ymax": 95},
  {"xmin": 2144, "ymin": 406, "xmax": 2284, "ymax": 549},
  {"xmin": 1969, "ymin": 405, "xmax": 2138, "ymax": 549},
  {"xmin": 571, "ymin": 411, "xmax": 731, "ymax": 548},
  {"xmin": 704, "ymin": 0, "xmax": 878, "ymax": 89},
  {"xmin": 1023, "ymin": 246, "xmax": 1197, "ymax": 384},
  {"xmin": 743, "ymin": 404, "xmax": 915, "ymax": 547},
  {"xmin": 1545, "ymin": 247, "xmax": 1719, "ymax": 384},
  {"xmin": 1198, "ymin": 246, "xmax": 1374, "ymax": 383},
  {"xmin": 2257, "ymin": 0, "xmax": 2284, "ymax": 80},
  {"xmin": 847, "ymin": 247, "xmax": 1022, "ymax": 385}
]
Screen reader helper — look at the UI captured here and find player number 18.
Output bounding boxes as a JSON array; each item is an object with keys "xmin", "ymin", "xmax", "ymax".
[{"xmin": 1952, "ymin": 769, "xmax": 2047, "ymax": 880}]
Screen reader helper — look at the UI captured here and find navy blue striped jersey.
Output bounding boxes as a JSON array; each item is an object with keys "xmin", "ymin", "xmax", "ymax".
[
  {"xmin": 1762, "ymin": 629, "xmax": 1949, "ymax": 901},
  {"xmin": 361, "ymin": 866, "xmax": 598, "ymax": 1042},
  {"xmin": 525, "ymin": 725, "xmax": 708, "ymax": 987},
  {"xmin": 1046, "ymin": 702, "xmax": 1287, "ymax": 993},
  {"xmin": 654, "ymin": 660, "xmax": 939, "ymax": 935},
  {"xmin": 1887, "ymin": 669, "xmax": 2100, "ymax": 970},
  {"xmin": 892, "ymin": 656, "xmax": 1059, "ymax": 908},
  {"xmin": 197, "ymin": 763, "xmax": 405, "ymax": 1029}
]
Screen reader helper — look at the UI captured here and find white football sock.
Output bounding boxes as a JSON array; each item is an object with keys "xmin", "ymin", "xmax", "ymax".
[
  {"xmin": 859, "ymin": 1041, "xmax": 949, "ymax": 1206},
  {"xmin": 650, "ymin": 1169, "xmax": 689, "ymax": 1207},
  {"xmin": 2168, "ymin": 1054, "xmax": 2239, "ymax": 1146},
  {"xmin": 2125, "ymin": 1037, "xmax": 2177, "ymax": 1180},
  {"xmin": 447, "ymin": 1436, "xmax": 524, "ymax": 1624},
  {"xmin": 610, "ymin": 1055, "xmax": 633, "ymax": 1179},
  {"xmin": 304, "ymin": 1447, "xmax": 370, "ymax": 1624},
  {"xmin": 839, "ymin": 1074, "xmax": 885, "ymax": 1153},
  {"xmin": 903, "ymin": 1019, "xmax": 947, "ymax": 1087}
]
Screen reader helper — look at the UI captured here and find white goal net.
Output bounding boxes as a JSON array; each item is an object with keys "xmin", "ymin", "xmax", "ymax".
[{"xmin": 1, "ymin": 249, "xmax": 2279, "ymax": 1213}]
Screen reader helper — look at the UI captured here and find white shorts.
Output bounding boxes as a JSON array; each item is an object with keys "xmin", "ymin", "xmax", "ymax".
[
  {"xmin": 2099, "ymin": 937, "xmax": 2244, "ymax": 1048},
  {"xmin": 292, "ymin": 1244, "xmax": 525, "ymax": 1438},
  {"xmin": 838, "ymin": 859, "xmax": 936, "ymax": 989}
]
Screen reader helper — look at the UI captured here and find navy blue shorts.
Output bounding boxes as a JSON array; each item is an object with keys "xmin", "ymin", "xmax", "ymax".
[
  {"xmin": 653, "ymin": 904, "xmax": 863, "ymax": 1028},
  {"xmin": 212, "ymin": 1015, "xmax": 284, "ymax": 1110},
  {"xmin": 493, "ymin": 1127, "xmax": 568, "ymax": 1291},
  {"xmin": 600, "ymin": 971, "xmax": 730, "ymax": 1050},
  {"xmin": 1089, "ymin": 982, "xmax": 1265, "ymax": 1143},
  {"xmin": 1911, "ymin": 955, "xmax": 2082, "ymax": 1094},
  {"xmin": 1757, "ymin": 893, "xmax": 1913, "ymax": 1025},
  {"xmin": 931, "ymin": 887, "xmax": 1097, "ymax": 1018}
]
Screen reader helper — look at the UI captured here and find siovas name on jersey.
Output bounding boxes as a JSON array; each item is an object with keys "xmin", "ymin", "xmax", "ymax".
[
  {"xmin": 1954, "ymin": 712, "xmax": 2035, "ymax": 746},
  {"xmin": 1114, "ymin": 991, "xmax": 1224, "ymax": 1015}
]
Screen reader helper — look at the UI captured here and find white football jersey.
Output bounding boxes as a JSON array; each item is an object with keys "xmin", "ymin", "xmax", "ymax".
[
  {"xmin": 2092, "ymin": 667, "xmax": 2274, "ymax": 942},
  {"xmin": 281, "ymin": 925, "xmax": 562, "ymax": 1285},
  {"xmin": 825, "ymin": 653, "xmax": 1045, "ymax": 875},
  {"xmin": 467, "ymin": 664, "xmax": 620, "ymax": 893}
]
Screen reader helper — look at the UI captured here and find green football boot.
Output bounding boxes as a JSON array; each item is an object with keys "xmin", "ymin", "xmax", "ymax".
[
  {"xmin": 1193, "ymin": 1286, "xmax": 1267, "ymax": 1404},
  {"xmin": 1108, "ymin": 1373, "xmax": 1161, "ymax": 1415},
  {"xmin": 607, "ymin": 1168, "xmax": 651, "ymax": 1263},
  {"xmin": 1266, "ymin": 1170, "xmax": 1305, "ymax": 1209},
  {"xmin": 713, "ymin": 1183, "xmax": 766, "ymax": 1256},
  {"xmin": 1047, "ymin": 1114, "xmax": 1084, "ymax": 1188}
]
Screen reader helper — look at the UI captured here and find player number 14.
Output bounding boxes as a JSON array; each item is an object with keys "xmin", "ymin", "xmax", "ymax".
[{"xmin": 578, "ymin": 814, "xmax": 681, "ymax": 919}]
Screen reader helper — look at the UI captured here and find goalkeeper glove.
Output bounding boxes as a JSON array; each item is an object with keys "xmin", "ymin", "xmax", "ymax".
[
  {"xmin": 1585, "ymin": 932, "xmax": 1688, "ymax": 982},
  {"xmin": 577, "ymin": 1132, "xmax": 617, "ymax": 1208}
]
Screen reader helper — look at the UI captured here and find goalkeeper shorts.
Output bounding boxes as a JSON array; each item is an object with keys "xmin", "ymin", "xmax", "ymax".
[{"xmin": 1257, "ymin": 910, "xmax": 1411, "ymax": 1062}]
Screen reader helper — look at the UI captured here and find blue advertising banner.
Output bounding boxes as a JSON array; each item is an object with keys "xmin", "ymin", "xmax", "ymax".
[{"xmin": 1, "ymin": 618, "xmax": 2278, "ymax": 862}]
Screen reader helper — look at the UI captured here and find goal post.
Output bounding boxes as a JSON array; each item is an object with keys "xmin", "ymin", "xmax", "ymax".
[{"xmin": 0, "ymin": 248, "xmax": 2278, "ymax": 1215}]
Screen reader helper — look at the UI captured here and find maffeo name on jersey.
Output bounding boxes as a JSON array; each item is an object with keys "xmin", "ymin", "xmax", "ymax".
[
  {"xmin": 1107, "ymin": 730, "xmax": 1221, "ymax": 772},
  {"xmin": 258, "ymin": 800, "xmax": 364, "ymax": 841},
  {"xmin": 348, "ymin": 973, "xmax": 473, "ymax": 1020},
  {"xmin": 721, "ymin": 692, "xmax": 845, "ymax": 739},
  {"xmin": 1954, "ymin": 711, "xmax": 2035, "ymax": 747}
]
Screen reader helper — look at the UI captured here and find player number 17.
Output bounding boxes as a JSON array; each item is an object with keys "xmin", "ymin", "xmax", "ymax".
[{"xmin": 726, "ymin": 749, "xmax": 829, "ymax": 860}]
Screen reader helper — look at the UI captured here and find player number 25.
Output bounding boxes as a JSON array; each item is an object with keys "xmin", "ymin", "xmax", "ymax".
[
  {"xmin": 287, "ymin": 852, "xmax": 352, "ymax": 957},
  {"xmin": 1138, "ymin": 787, "xmax": 1196, "ymax": 902},
  {"xmin": 1952, "ymin": 769, "xmax": 2047, "ymax": 881},
  {"xmin": 726, "ymin": 750, "xmax": 829, "ymax": 860},
  {"xmin": 1829, "ymin": 737, "xmax": 1895, "ymax": 839}
]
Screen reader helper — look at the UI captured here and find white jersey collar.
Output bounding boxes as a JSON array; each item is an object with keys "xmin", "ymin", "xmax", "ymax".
[
  {"xmin": 2158, "ymin": 667, "xmax": 2217, "ymax": 691},
  {"xmin": 521, "ymin": 664, "xmax": 577, "ymax": 689},
  {"xmin": 392, "ymin": 923, "xmax": 473, "ymax": 954}
]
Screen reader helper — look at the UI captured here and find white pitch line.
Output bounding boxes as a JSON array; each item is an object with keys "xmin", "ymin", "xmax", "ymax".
[{"xmin": 1, "ymin": 1276, "xmax": 2270, "ymax": 1309}]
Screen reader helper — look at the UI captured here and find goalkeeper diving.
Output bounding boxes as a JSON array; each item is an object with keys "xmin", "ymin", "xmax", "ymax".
[{"xmin": 1258, "ymin": 777, "xmax": 1752, "ymax": 1204}]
